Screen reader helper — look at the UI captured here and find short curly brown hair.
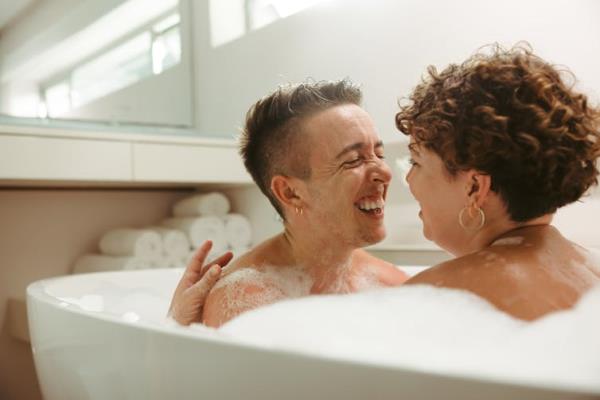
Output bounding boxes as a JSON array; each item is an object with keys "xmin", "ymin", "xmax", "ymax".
[
  {"xmin": 396, "ymin": 44, "xmax": 600, "ymax": 222},
  {"xmin": 241, "ymin": 79, "xmax": 362, "ymax": 220}
]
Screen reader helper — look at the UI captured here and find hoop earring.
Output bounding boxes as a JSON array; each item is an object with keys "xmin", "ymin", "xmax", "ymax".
[
  {"xmin": 458, "ymin": 205, "xmax": 485, "ymax": 231},
  {"xmin": 295, "ymin": 207, "xmax": 303, "ymax": 215}
]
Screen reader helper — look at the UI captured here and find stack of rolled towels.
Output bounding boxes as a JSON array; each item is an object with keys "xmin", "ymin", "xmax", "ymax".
[
  {"xmin": 164, "ymin": 192, "xmax": 253, "ymax": 261},
  {"xmin": 72, "ymin": 192, "xmax": 253, "ymax": 274}
]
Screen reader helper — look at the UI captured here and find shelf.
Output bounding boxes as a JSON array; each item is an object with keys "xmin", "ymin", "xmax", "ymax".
[{"xmin": 0, "ymin": 122, "xmax": 253, "ymax": 186}]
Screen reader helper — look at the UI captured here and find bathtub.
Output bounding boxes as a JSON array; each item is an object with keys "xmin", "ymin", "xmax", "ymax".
[{"xmin": 27, "ymin": 269, "xmax": 599, "ymax": 400}]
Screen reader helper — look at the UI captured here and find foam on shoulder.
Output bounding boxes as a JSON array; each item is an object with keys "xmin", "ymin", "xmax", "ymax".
[{"xmin": 212, "ymin": 266, "xmax": 313, "ymax": 320}]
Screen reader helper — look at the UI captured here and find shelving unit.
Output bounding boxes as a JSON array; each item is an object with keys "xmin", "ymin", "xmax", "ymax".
[{"xmin": 0, "ymin": 122, "xmax": 253, "ymax": 186}]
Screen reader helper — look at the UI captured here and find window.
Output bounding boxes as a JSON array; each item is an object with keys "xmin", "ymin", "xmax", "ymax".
[
  {"xmin": 209, "ymin": 0, "xmax": 331, "ymax": 47},
  {"xmin": 248, "ymin": 0, "xmax": 329, "ymax": 30},
  {"xmin": 42, "ymin": 12, "xmax": 182, "ymax": 117}
]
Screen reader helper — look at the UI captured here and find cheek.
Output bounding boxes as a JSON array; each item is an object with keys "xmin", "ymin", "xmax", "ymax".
[
  {"xmin": 407, "ymin": 170, "xmax": 427, "ymax": 200},
  {"xmin": 333, "ymin": 171, "xmax": 363, "ymax": 198}
]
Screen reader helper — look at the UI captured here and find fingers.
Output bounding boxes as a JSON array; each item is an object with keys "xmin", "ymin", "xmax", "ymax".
[
  {"xmin": 191, "ymin": 264, "xmax": 222, "ymax": 302},
  {"xmin": 185, "ymin": 240, "xmax": 213, "ymax": 275},
  {"xmin": 200, "ymin": 251, "xmax": 234, "ymax": 276}
]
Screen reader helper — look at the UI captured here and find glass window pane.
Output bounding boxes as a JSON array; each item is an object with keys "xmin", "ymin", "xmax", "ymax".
[
  {"xmin": 71, "ymin": 32, "xmax": 152, "ymax": 108},
  {"xmin": 45, "ymin": 81, "xmax": 71, "ymax": 117},
  {"xmin": 248, "ymin": 0, "xmax": 330, "ymax": 30},
  {"xmin": 153, "ymin": 13, "xmax": 180, "ymax": 34},
  {"xmin": 152, "ymin": 26, "xmax": 181, "ymax": 74},
  {"xmin": 209, "ymin": 0, "xmax": 246, "ymax": 47}
]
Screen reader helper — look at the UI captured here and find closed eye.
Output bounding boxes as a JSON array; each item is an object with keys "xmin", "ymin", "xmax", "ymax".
[
  {"xmin": 343, "ymin": 158, "xmax": 363, "ymax": 168},
  {"xmin": 409, "ymin": 158, "xmax": 418, "ymax": 166}
]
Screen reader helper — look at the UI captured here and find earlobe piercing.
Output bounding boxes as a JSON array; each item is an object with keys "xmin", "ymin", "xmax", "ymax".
[{"xmin": 458, "ymin": 205, "xmax": 485, "ymax": 231}]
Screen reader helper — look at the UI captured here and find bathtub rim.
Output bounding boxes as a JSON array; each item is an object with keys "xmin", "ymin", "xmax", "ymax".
[{"xmin": 26, "ymin": 269, "xmax": 600, "ymax": 397}]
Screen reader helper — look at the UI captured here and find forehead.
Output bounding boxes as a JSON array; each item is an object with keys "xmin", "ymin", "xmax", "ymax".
[{"xmin": 302, "ymin": 104, "xmax": 380, "ymax": 158}]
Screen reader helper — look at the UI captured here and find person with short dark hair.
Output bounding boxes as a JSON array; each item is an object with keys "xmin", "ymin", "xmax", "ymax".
[
  {"xmin": 171, "ymin": 80, "xmax": 408, "ymax": 327},
  {"xmin": 400, "ymin": 44, "xmax": 600, "ymax": 320}
]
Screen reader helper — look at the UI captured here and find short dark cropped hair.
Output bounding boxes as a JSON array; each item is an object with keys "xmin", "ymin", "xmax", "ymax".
[
  {"xmin": 396, "ymin": 44, "xmax": 600, "ymax": 222},
  {"xmin": 240, "ymin": 79, "xmax": 362, "ymax": 219}
]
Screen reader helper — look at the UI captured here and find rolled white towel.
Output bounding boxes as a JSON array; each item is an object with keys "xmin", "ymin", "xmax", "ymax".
[
  {"xmin": 150, "ymin": 256, "xmax": 181, "ymax": 269},
  {"xmin": 98, "ymin": 229, "xmax": 162, "ymax": 263},
  {"xmin": 72, "ymin": 254, "xmax": 150, "ymax": 274},
  {"xmin": 185, "ymin": 245, "xmax": 228, "ymax": 267},
  {"xmin": 162, "ymin": 217, "xmax": 228, "ymax": 254},
  {"xmin": 173, "ymin": 192, "xmax": 230, "ymax": 217},
  {"xmin": 223, "ymin": 213, "xmax": 253, "ymax": 249},
  {"xmin": 147, "ymin": 226, "xmax": 190, "ymax": 260},
  {"xmin": 166, "ymin": 256, "xmax": 187, "ymax": 269}
]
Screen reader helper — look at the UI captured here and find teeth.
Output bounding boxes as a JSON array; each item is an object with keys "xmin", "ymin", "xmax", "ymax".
[{"xmin": 357, "ymin": 198, "xmax": 385, "ymax": 211}]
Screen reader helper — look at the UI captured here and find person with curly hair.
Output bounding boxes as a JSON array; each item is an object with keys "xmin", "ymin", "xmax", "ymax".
[{"xmin": 399, "ymin": 44, "xmax": 600, "ymax": 320}]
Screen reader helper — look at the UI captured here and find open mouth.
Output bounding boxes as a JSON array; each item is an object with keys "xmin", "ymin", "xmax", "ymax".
[{"xmin": 355, "ymin": 197, "xmax": 385, "ymax": 216}]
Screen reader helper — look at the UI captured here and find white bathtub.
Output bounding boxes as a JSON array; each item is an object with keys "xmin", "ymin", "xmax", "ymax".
[{"xmin": 27, "ymin": 269, "xmax": 599, "ymax": 400}]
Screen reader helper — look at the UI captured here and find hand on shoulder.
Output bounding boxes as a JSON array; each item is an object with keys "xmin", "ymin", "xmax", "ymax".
[{"xmin": 168, "ymin": 241, "xmax": 233, "ymax": 326}]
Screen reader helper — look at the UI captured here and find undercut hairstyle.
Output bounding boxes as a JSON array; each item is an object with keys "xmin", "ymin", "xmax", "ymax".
[
  {"xmin": 240, "ymin": 79, "xmax": 362, "ymax": 220},
  {"xmin": 396, "ymin": 44, "xmax": 600, "ymax": 222}
]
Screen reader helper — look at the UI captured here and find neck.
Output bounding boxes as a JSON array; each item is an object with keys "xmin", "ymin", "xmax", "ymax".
[
  {"xmin": 453, "ymin": 214, "xmax": 553, "ymax": 256},
  {"xmin": 280, "ymin": 224, "xmax": 356, "ymax": 289}
]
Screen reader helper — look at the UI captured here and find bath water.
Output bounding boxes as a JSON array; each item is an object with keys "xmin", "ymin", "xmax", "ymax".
[{"xmin": 218, "ymin": 284, "xmax": 600, "ymax": 392}]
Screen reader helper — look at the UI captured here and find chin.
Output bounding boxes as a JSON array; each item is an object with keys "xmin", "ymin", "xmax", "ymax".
[
  {"xmin": 422, "ymin": 226, "xmax": 432, "ymax": 241},
  {"xmin": 360, "ymin": 228, "xmax": 386, "ymax": 246}
]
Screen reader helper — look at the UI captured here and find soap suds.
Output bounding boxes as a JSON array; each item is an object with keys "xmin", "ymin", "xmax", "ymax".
[{"xmin": 220, "ymin": 285, "xmax": 600, "ymax": 392}]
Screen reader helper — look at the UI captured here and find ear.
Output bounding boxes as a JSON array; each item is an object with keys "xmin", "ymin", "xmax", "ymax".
[
  {"xmin": 466, "ymin": 171, "xmax": 492, "ymax": 207},
  {"xmin": 270, "ymin": 175, "xmax": 304, "ymax": 211}
]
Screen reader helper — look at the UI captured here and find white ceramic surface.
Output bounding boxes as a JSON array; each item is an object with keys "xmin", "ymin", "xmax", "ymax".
[{"xmin": 27, "ymin": 269, "xmax": 599, "ymax": 400}]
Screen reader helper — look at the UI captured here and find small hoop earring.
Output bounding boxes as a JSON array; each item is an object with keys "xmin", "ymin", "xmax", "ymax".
[
  {"xmin": 295, "ymin": 207, "xmax": 303, "ymax": 215},
  {"xmin": 458, "ymin": 205, "xmax": 485, "ymax": 231}
]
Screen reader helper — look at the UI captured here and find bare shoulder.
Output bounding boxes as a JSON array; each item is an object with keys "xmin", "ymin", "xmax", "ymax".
[
  {"xmin": 202, "ymin": 266, "xmax": 286, "ymax": 327},
  {"xmin": 354, "ymin": 249, "xmax": 408, "ymax": 286},
  {"xmin": 202, "ymin": 240, "xmax": 286, "ymax": 327},
  {"xmin": 405, "ymin": 249, "xmax": 509, "ymax": 287}
]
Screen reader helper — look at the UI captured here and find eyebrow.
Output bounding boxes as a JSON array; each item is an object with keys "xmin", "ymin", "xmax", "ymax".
[
  {"xmin": 335, "ymin": 141, "xmax": 384, "ymax": 160},
  {"xmin": 408, "ymin": 143, "xmax": 420, "ymax": 155}
]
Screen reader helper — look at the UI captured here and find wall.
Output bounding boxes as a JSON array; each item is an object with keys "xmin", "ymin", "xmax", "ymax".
[
  {"xmin": 191, "ymin": 0, "xmax": 600, "ymax": 141},
  {"xmin": 0, "ymin": 188, "xmax": 193, "ymax": 400},
  {"xmin": 190, "ymin": 0, "xmax": 600, "ymax": 248}
]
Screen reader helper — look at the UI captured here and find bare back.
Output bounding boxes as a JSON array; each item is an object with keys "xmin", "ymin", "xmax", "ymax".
[{"xmin": 406, "ymin": 225, "xmax": 600, "ymax": 320}]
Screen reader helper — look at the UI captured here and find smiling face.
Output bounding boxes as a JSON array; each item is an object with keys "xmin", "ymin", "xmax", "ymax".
[
  {"xmin": 405, "ymin": 139, "xmax": 472, "ymax": 254},
  {"xmin": 297, "ymin": 104, "xmax": 392, "ymax": 248}
]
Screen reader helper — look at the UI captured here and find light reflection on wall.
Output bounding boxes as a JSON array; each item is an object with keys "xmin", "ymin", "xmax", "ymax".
[{"xmin": 209, "ymin": 0, "xmax": 333, "ymax": 48}]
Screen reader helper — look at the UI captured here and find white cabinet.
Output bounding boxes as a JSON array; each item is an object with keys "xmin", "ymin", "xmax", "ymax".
[
  {"xmin": 133, "ymin": 142, "xmax": 250, "ymax": 184},
  {"xmin": 0, "ymin": 134, "xmax": 132, "ymax": 182},
  {"xmin": 0, "ymin": 125, "xmax": 252, "ymax": 185}
]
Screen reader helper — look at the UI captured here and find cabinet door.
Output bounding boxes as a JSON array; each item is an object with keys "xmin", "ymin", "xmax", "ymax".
[
  {"xmin": 132, "ymin": 142, "xmax": 252, "ymax": 184},
  {"xmin": 0, "ymin": 135, "xmax": 132, "ymax": 182}
]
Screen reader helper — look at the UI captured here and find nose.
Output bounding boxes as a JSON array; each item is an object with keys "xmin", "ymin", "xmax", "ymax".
[
  {"xmin": 371, "ymin": 157, "xmax": 392, "ymax": 184},
  {"xmin": 405, "ymin": 166, "xmax": 413, "ymax": 185}
]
